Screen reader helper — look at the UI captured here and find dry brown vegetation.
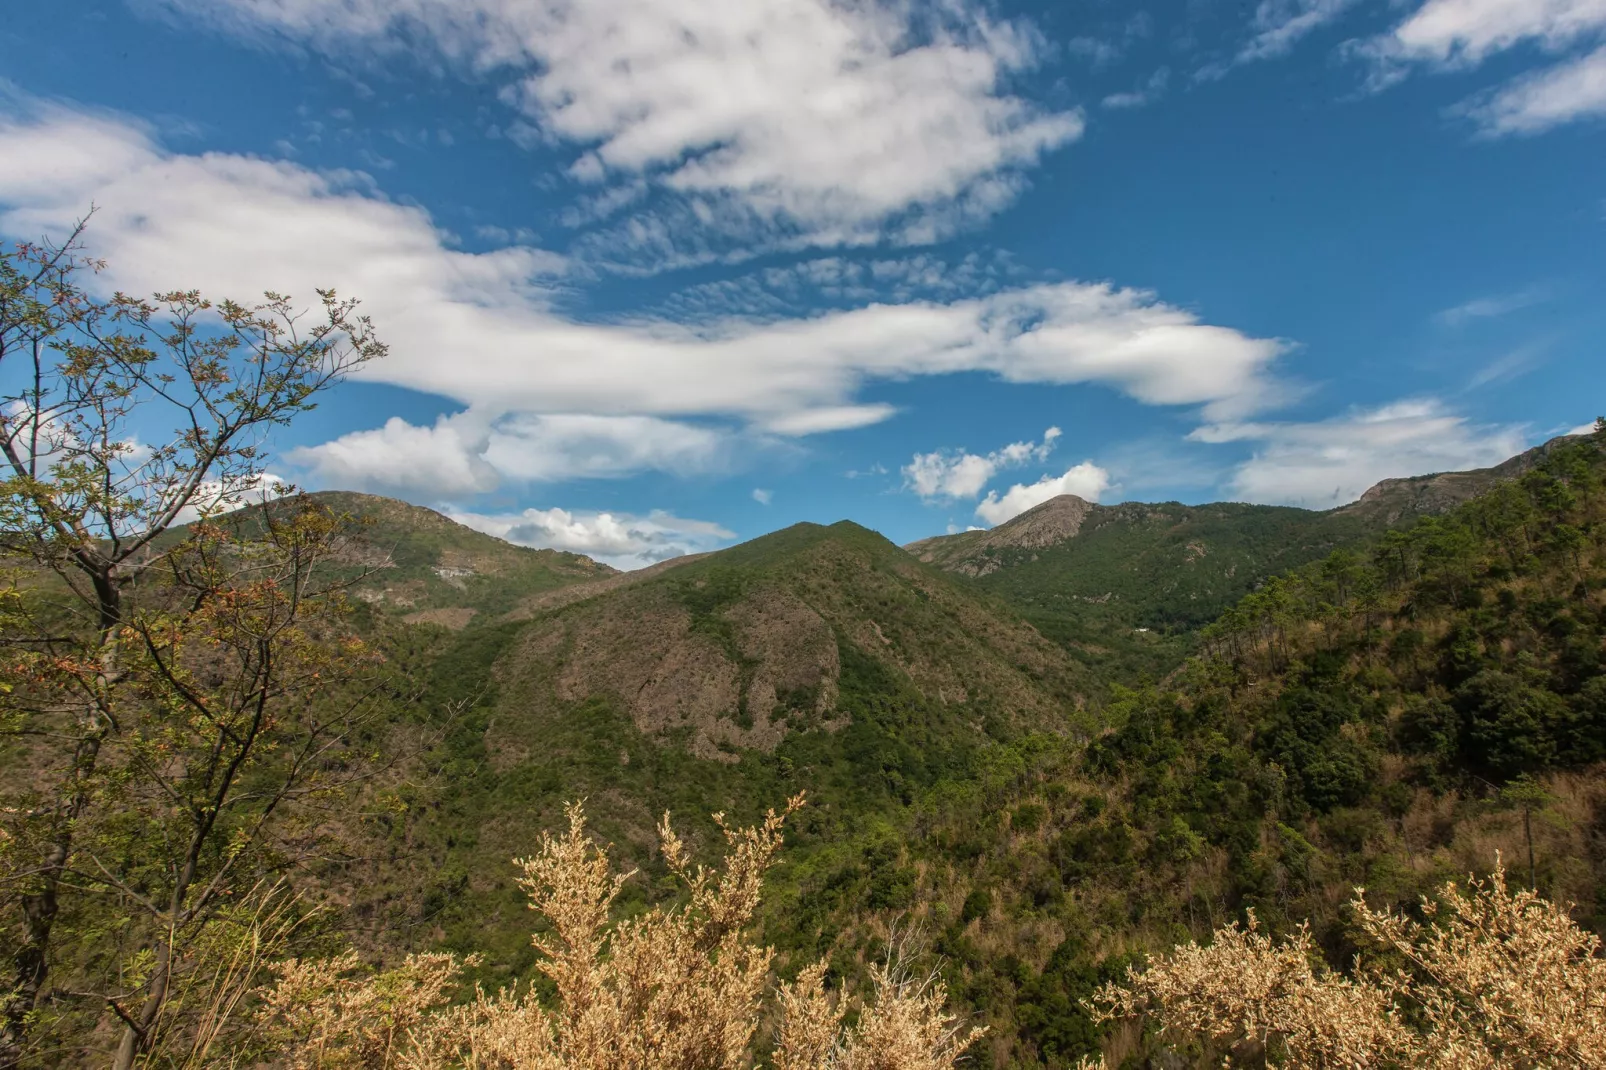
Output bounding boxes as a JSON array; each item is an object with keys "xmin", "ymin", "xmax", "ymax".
[
  {"xmin": 248, "ymin": 798, "xmax": 984, "ymax": 1070},
  {"xmin": 1081, "ymin": 859, "xmax": 1606, "ymax": 1068}
]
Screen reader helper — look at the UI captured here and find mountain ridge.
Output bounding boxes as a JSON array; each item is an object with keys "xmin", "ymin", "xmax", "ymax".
[{"xmin": 905, "ymin": 432, "xmax": 1589, "ymax": 568}]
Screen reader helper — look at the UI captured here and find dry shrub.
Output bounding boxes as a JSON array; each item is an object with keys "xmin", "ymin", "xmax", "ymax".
[
  {"xmin": 256, "ymin": 952, "xmax": 466, "ymax": 1069},
  {"xmin": 252, "ymin": 796, "xmax": 983, "ymax": 1070},
  {"xmin": 776, "ymin": 957, "xmax": 984, "ymax": 1070},
  {"xmin": 1083, "ymin": 857, "xmax": 1606, "ymax": 1068}
]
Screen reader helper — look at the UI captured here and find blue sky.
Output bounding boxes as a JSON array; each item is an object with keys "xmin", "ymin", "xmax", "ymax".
[{"xmin": 2, "ymin": 0, "xmax": 1603, "ymax": 567}]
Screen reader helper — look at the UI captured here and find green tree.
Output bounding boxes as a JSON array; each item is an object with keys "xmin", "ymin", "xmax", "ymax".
[
  {"xmin": 0, "ymin": 221, "xmax": 385, "ymax": 1068},
  {"xmin": 1498, "ymin": 776, "xmax": 1554, "ymax": 892}
]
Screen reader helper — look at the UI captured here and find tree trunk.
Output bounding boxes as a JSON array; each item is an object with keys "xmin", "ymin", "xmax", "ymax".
[
  {"xmin": 0, "ymin": 726, "xmax": 106, "ymax": 1069},
  {"xmin": 111, "ymin": 944, "xmax": 172, "ymax": 1070},
  {"xmin": 1, "ymin": 573, "xmax": 120, "ymax": 1068},
  {"xmin": 1525, "ymin": 807, "xmax": 1536, "ymax": 892}
]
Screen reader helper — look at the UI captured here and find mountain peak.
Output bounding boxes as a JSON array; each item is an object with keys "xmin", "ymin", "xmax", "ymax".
[{"xmin": 905, "ymin": 493, "xmax": 1100, "ymax": 577}]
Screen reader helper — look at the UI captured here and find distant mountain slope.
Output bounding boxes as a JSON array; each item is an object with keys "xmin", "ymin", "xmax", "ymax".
[
  {"xmin": 1334, "ymin": 432, "xmax": 1590, "ymax": 524},
  {"xmin": 906, "ymin": 495, "xmax": 1099, "ymax": 577},
  {"xmin": 300, "ymin": 491, "xmax": 615, "ymax": 625},
  {"xmin": 903, "ymin": 436, "xmax": 1590, "ymax": 677},
  {"xmin": 907, "ymin": 496, "xmax": 1371, "ymax": 678}
]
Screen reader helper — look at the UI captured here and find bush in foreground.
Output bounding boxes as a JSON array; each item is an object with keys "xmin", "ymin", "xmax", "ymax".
[
  {"xmin": 250, "ymin": 797, "xmax": 982, "ymax": 1069},
  {"xmin": 1083, "ymin": 858, "xmax": 1606, "ymax": 1068}
]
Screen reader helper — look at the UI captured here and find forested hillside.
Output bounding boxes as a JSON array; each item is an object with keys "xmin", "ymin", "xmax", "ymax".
[
  {"xmin": 334, "ymin": 518, "xmax": 1102, "ymax": 986},
  {"xmin": 907, "ymin": 435, "xmax": 1589, "ymax": 687},
  {"xmin": 788, "ymin": 424, "xmax": 1606, "ymax": 1067}
]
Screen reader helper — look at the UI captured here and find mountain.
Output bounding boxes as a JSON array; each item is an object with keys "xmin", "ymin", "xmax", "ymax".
[
  {"xmin": 17, "ymin": 431, "xmax": 1606, "ymax": 1067},
  {"xmin": 347, "ymin": 519, "xmax": 1101, "ymax": 973},
  {"xmin": 902, "ymin": 436, "xmax": 1595, "ymax": 680},
  {"xmin": 908, "ymin": 496, "xmax": 1373, "ymax": 679},
  {"xmin": 1334, "ymin": 431, "xmax": 1592, "ymax": 524},
  {"xmin": 298, "ymin": 491, "xmax": 615, "ymax": 627},
  {"xmin": 865, "ymin": 431, "xmax": 1606, "ymax": 1066},
  {"xmin": 495, "ymin": 519, "xmax": 1092, "ymax": 759},
  {"xmin": 381, "ymin": 433, "xmax": 1606, "ymax": 1066}
]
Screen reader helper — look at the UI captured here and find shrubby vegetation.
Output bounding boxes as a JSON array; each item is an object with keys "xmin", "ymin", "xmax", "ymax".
[
  {"xmin": 1085, "ymin": 861, "xmax": 1606, "ymax": 1067},
  {"xmin": 246, "ymin": 799, "xmax": 983, "ymax": 1070}
]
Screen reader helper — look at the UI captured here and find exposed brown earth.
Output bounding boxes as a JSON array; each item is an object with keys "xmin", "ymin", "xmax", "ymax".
[
  {"xmin": 402, "ymin": 607, "xmax": 479, "ymax": 630},
  {"xmin": 499, "ymin": 583, "xmax": 840, "ymax": 763},
  {"xmin": 484, "ymin": 524, "xmax": 1090, "ymax": 766}
]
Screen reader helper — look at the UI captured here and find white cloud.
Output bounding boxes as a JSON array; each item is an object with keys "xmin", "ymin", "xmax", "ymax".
[
  {"xmin": 446, "ymin": 505, "xmax": 734, "ymax": 570},
  {"xmin": 150, "ymin": 0, "xmax": 1083, "ymax": 252},
  {"xmin": 1238, "ymin": 0, "xmax": 1360, "ymax": 63},
  {"xmin": 287, "ymin": 416, "xmax": 500, "ymax": 496},
  {"xmin": 172, "ymin": 471, "xmax": 292, "ymax": 526},
  {"xmin": 757, "ymin": 405, "xmax": 898, "ymax": 436},
  {"xmin": 904, "ymin": 451, "xmax": 999, "ymax": 500},
  {"xmin": 903, "ymin": 427, "xmax": 1060, "ymax": 501},
  {"xmin": 1466, "ymin": 340, "xmax": 1548, "ymax": 389},
  {"xmin": 289, "ymin": 411, "xmax": 728, "ymax": 494},
  {"xmin": 1193, "ymin": 399, "xmax": 1528, "ymax": 508},
  {"xmin": 1374, "ymin": 0, "xmax": 1606, "ymax": 68},
  {"xmin": 751, "ymin": 488, "xmax": 772, "ymax": 505},
  {"xmin": 478, "ymin": 414, "xmax": 728, "ymax": 481},
  {"xmin": 1357, "ymin": 0, "xmax": 1606, "ymax": 134},
  {"xmin": 0, "ymin": 102, "xmax": 1291, "ymax": 493},
  {"xmin": 1568, "ymin": 421, "xmax": 1600, "ymax": 435},
  {"xmin": 975, "ymin": 461, "xmax": 1112, "ymax": 525}
]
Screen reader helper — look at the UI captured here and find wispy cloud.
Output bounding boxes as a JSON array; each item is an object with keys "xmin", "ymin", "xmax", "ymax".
[
  {"xmin": 1102, "ymin": 68, "xmax": 1171, "ymax": 110},
  {"xmin": 0, "ymin": 99, "xmax": 1296, "ymax": 498},
  {"xmin": 1353, "ymin": 0, "xmax": 1606, "ymax": 136},
  {"xmin": 1237, "ymin": 0, "xmax": 1361, "ymax": 64},
  {"xmin": 1435, "ymin": 285, "xmax": 1550, "ymax": 326},
  {"xmin": 1463, "ymin": 45, "xmax": 1606, "ymax": 136},
  {"xmin": 149, "ymin": 0, "xmax": 1084, "ymax": 259},
  {"xmin": 1193, "ymin": 398, "xmax": 1527, "ymax": 508},
  {"xmin": 1465, "ymin": 339, "xmax": 1552, "ymax": 391}
]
